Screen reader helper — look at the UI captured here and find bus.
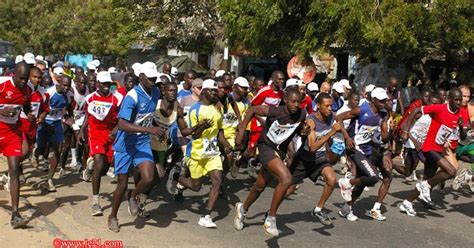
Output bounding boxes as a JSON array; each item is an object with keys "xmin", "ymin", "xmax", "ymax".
[{"xmin": 0, "ymin": 40, "xmax": 15, "ymax": 75}]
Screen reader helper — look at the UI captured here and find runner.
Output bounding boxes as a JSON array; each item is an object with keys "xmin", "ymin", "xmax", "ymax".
[
  {"xmin": 286, "ymin": 92, "xmax": 340, "ymax": 225},
  {"xmin": 37, "ymin": 76, "xmax": 73, "ymax": 192},
  {"xmin": 399, "ymin": 88, "xmax": 466, "ymax": 216},
  {"xmin": 336, "ymin": 87, "xmax": 390, "ymax": 221},
  {"xmin": 79, "ymin": 71, "xmax": 123, "ymax": 216},
  {"xmin": 107, "ymin": 66, "xmax": 162, "ymax": 232},
  {"xmin": 166, "ymin": 79, "xmax": 233, "ymax": 228},
  {"xmin": 233, "ymin": 88, "xmax": 309, "ymax": 237},
  {"xmin": 177, "ymin": 70, "xmax": 196, "ymax": 101},
  {"xmin": 0, "ymin": 62, "xmax": 32, "ymax": 228}
]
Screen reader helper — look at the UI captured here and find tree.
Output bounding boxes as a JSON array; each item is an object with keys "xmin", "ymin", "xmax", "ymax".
[
  {"xmin": 0, "ymin": 0, "xmax": 136, "ymax": 56},
  {"xmin": 220, "ymin": 0, "xmax": 473, "ymax": 81}
]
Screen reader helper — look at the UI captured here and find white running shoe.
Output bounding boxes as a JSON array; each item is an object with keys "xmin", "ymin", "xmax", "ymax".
[
  {"xmin": 234, "ymin": 202, "xmax": 246, "ymax": 230},
  {"xmin": 82, "ymin": 169, "xmax": 91, "ymax": 182},
  {"xmin": 399, "ymin": 200, "xmax": 417, "ymax": 217},
  {"xmin": 106, "ymin": 167, "xmax": 115, "ymax": 178},
  {"xmin": 59, "ymin": 168, "xmax": 67, "ymax": 179},
  {"xmin": 346, "ymin": 211, "xmax": 359, "ymax": 221},
  {"xmin": 452, "ymin": 168, "xmax": 468, "ymax": 190},
  {"xmin": 19, "ymin": 173, "xmax": 26, "ymax": 184},
  {"xmin": 416, "ymin": 180, "xmax": 432, "ymax": 203},
  {"xmin": 3, "ymin": 174, "xmax": 10, "ymax": 192},
  {"xmin": 367, "ymin": 209, "xmax": 386, "ymax": 221},
  {"xmin": 198, "ymin": 215, "xmax": 217, "ymax": 228},
  {"xmin": 74, "ymin": 162, "xmax": 82, "ymax": 173},
  {"xmin": 338, "ymin": 203, "xmax": 358, "ymax": 221},
  {"xmin": 338, "ymin": 178, "xmax": 353, "ymax": 202},
  {"xmin": 166, "ymin": 167, "xmax": 179, "ymax": 195},
  {"xmin": 86, "ymin": 157, "xmax": 94, "ymax": 170},
  {"xmin": 263, "ymin": 215, "xmax": 279, "ymax": 237},
  {"xmin": 46, "ymin": 179, "xmax": 56, "ymax": 192}
]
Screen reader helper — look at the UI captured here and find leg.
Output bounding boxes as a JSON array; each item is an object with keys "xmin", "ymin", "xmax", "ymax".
[
  {"xmin": 92, "ymin": 154, "xmax": 105, "ymax": 196},
  {"xmin": 109, "ymin": 174, "xmax": 129, "ymax": 218},
  {"xmin": 206, "ymin": 170, "xmax": 222, "ymax": 212},
  {"xmin": 242, "ymin": 166, "xmax": 272, "ymax": 211},
  {"xmin": 266, "ymin": 157, "xmax": 292, "ymax": 217},
  {"xmin": 317, "ymin": 166, "xmax": 336, "ymax": 209},
  {"xmin": 7, "ymin": 156, "xmax": 22, "ymax": 213},
  {"xmin": 131, "ymin": 161, "xmax": 155, "ymax": 198}
]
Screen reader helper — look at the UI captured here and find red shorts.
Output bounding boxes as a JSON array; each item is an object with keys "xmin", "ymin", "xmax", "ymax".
[
  {"xmin": 0, "ymin": 129, "xmax": 22, "ymax": 157},
  {"xmin": 88, "ymin": 131, "xmax": 113, "ymax": 164},
  {"xmin": 20, "ymin": 118, "xmax": 36, "ymax": 147},
  {"xmin": 249, "ymin": 118, "xmax": 263, "ymax": 150}
]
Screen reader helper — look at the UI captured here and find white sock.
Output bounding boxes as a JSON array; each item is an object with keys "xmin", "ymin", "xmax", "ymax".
[
  {"xmin": 314, "ymin": 207, "xmax": 322, "ymax": 212},
  {"xmin": 71, "ymin": 148, "xmax": 77, "ymax": 163},
  {"xmin": 372, "ymin": 202, "xmax": 381, "ymax": 210},
  {"xmin": 403, "ymin": 200, "xmax": 412, "ymax": 206},
  {"xmin": 92, "ymin": 195, "xmax": 99, "ymax": 205}
]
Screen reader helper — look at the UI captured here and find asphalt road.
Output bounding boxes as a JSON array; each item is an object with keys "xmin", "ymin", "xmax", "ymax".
[{"xmin": 0, "ymin": 157, "xmax": 473, "ymax": 247}]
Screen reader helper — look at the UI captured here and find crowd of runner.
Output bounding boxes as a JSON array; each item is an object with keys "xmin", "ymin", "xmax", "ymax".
[{"xmin": 0, "ymin": 53, "xmax": 473, "ymax": 236}]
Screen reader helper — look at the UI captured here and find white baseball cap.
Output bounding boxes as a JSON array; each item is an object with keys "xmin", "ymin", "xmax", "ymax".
[
  {"xmin": 156, "ymin": 73, "xmax": 172, "ymax": 83},
  {"xmin": 234, "ymin": 77, "xmax": 249, "ymax": 88},
  {"xmin": 215, "ymin": 70, "xmax": 226, "ymax": 77},
  {"xmin": 339, "ymin": 79, "xmax": 352, "ymax": 89},
  {"xmin": 108, "ymin": 67, "xmax": 117, "ymax": 73},
  {"xmin": 365, "ymin": 84, "xmax": 376, "ymax": 93},
  {"xmin": 35, "ymin": 55, "xmax": 44, "ymax": 61},
  {"xmin": 23, "ymin": 53, "xmax": 35, "ymax": 65},
  {"xmin": 371, "ymin": 87, "xmax": 388, "ymax": 100},
  {"xmin": 132, "ymin": 63, "xmax": 142, "ymax": 77},
  {"xmin": 307, "ymin": 82, "xmax": 319, "ymax": 92},
  {"xmin": 92, "ymin": 59, "xmax": 100, "ymax": 67},
  {"xmin": 140, "ymin": 66, "xmax": 159, "ymax": 78},
  {"xmin": 285, "ymin": 78, "xmax": 304, "ymax": 89},
  {"xmin": 332, "ymin": 82, "xmax": 345, "ymax": 93},
  {"xmin": 15, "ymin": 55, "xmax": 24, "ymax": 64},
  {"xmin": 171, "ymin": 67, "xmax": 178, "ymax": 76},
  {"xmin": 87, "ymin": 61, "xmax": 97, "ymax": 70},
  {"xmin": 202, "ymin": 79, "xmax": 218, "ymax": 90},
  {"xmin": 97, "ymin": 71, "xmax": 113, "ymax": 83},
  {"xmin": 142, "ymin": 61, "xmax": 157, "ymax": 70},
  {"xmin": 53, "ymin": 67, "xmax": 64, "ymax": 76}
]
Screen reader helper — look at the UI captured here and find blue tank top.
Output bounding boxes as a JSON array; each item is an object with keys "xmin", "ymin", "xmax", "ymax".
[
  {"xmin": 301, "ymin": 113, "xmax": 335, "ymax": 160},
  {"xmin": 354, "ymin": 101, "xmax": 385, "ymax": 155}
]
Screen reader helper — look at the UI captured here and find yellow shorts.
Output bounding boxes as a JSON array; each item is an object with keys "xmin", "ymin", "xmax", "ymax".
[{"xmin": 187, "ymin": 156, "xmax": 223, "ymax": 179}]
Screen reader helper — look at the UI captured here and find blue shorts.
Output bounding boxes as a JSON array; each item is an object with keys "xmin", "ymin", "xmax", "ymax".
[
  {"xmin": 36, "ymin": 121, "xmax": 64, "ymax": 149},
  {"xmin": 114, "ymin": 146, "xmax": 154, "ymax": 175}
]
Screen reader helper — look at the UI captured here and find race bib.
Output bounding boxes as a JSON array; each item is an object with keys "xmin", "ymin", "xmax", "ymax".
[
  {"xmin": 47, "ymin": 108, "xmax": 64, "ymax": 121},
  {"xmin": 88, "ymin": 100, "xmax": 113, "ymax": 121},
  {"xmin": 20, "ymin": 102, "xmax": 41, "ymax": 119},
  {"xmin": 0, "ymin": 104, "xmax": 22, "ymax": 124},
  {"xmin": 354, "ymin": 125, "xmax": 379, "ymax": 144},
  {"xmin": 202, "ymin": 138, "xmax": 220, "ymax": 158},
  {"xmin": 223, "ymin": 112, "xmax": 238, "ymax": 127},
  {"xmin": 134, "ymin": 112, "xmax": 153, "ymax": 128},
  {"xmin": 266, "ymin": 120, "xmax": 300, "ymax": 145},
  {"xmin": 435, "ymin": 124, "xmax": 452, "ymax": 145},
  {"xmin": 73, "ymin": 110, "xmax": 86, "ymax": 121}
]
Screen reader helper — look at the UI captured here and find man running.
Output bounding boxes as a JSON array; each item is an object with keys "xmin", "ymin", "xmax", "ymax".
[
  {"xmin": 0, "ymin": 62, "xmax": 32, "ymax": 228},
  {"xmin": 399, "ymin": 88, "xmax": 466, "ymax": 216},
  {"xmin": 233, "ymin": 88, "xmax": 308, "ymax": 237},
  {"xmin": 286, "ymin": 92, "xmax": 340, "ymax": 225},
  {"xmin": 167, "ymin": 79, "xmax": 232, "ymax": 228},
  {"xmin": 79, "ymin": 71, "xmax": 123, "ymax": 216},
  {"xmin": 108, "ymin": 66, "xmax": 162, "ymax": 232}
]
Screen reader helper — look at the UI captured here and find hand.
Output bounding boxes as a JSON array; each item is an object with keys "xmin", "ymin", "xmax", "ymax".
[
  {"xmin": 332, "ymin": 122, "xmax": 342, "ymax": 133},
  {"xmin": 109, "ymin": 132, "xmax": 116, "ymax": 141},
  {"xmin": 235, "ymin": 134, "xmax": 244, "ymax": 151},
  {"xmin": 147, "ymin": 126, "xmax": 165, "ymax": 137},
  {"xmin": 457, "ymin": 117, "xmax": 464, "ymax": 127},
  {"xmin": 300, "ymin": 120, "xmax": 311, "ymax": 136},
  {"xmin": 77, "ymin": 131, "xmax": 86, "ymax": 146},
  {"xmin": 224, "ymin": 146, "xmax": 233, "ymax": 155},
  {"xmin": 200, "ymin": 119, "xmax": 213, "ymax": 129},
  {"xmin": 346, "ymin": 138, "xmax": 355, "ymax": 150},
  {"xmin": 0, "ymin": 107, "xmax": 17, "ymax": 117},
  {"xmin": 27, "ymin": 112, "xmax": 36, "ymax": 122},
  {"xmin": 36, "ymin": 117, "xmax": 44, "ymax": 125}
]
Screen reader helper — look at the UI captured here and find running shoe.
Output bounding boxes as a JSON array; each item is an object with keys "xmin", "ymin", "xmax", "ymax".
[
  {"xmin": 452, "ymin": 168, "xmax": 468, "ymax": 190},
  {"xmin": 344, "ymin": 171, "xmax": 353, "ymax": 179},
  {"xmin": 338, "ymin": 178, "xmax": 353, "ymax": 202},
  {"xmin": 19, "ymin": 173, "xmax": 26, "ymax": 184},
  {"xmin": 173, "ymin": 188, "xmax": 184, "ymax": 202},
  {"xmin": 338, "ymin": 203, "xmax": 358, "ymax": 221},
  {"xmin": 311, "ymin": 208, "xmax": 332, "ymax": 225},
  {"xmin": 86, "ymin": 157, "xmax": 94, "ymax": 170},
  {"xmin": 59, "ymin": 168, "xmax": 67, "ymax": 179},
  {"xmin": 46, "ymin": 179, "xmax": 56, "ymax": 192},
  {"xmin": 247, "ymin": 164, "xmax": 257, "ymax": 178},
  {"xmin": 82, "ymin": 168, "xmax": 91, "ymax": 182},
  {"xmin": 399, "ymin": 200, "xmax": 417, "ymax": 217},
  {"xmin": 74, "ymin": 162, "xmax": 82, "ymax": 173},
  {"xmin": 416, "ymin": 180, "xmax": 432, "ymax": 203},
  {"xmin": 3, "ymin": 174, "xmax": 10, "ymax": 192},
  {"xmin": 405, "ymin": 171, "xmax": 418, "ymax": 182},
  {"xmin": 367, "ymin": 209, "xmax": 386, "ymax": 221},
  {"xmin": 198, "ymin": 215, "xmax": 217, "ymax": 228},
  {"xmin": 108, "ymin": 216, "xmax": 120, "ymax": 232},
  {"xmin": 234, "ymin": 202, "xmax": 246, "ymax": 230},
  {"xmin": 263, "ymin": 215, "xmax": 279, "ymax": 237},
  {"xmin": 10, "ymin": 214, "xmax": 28, "ymax": 229},
  {"xmin": 127, "ymin": 192, "xmax": 139, "ymax": 217},
  {"xmin": 137, "ymin": 193, "xmax": 150, "ymax": 218},
  {"xmin": 106, "ymin": 167, "xmax": 115, "ymax": 178},
  {"xmin": 421, "ymin": 200, "xmax": 441, "ymax": 210},
  {"xmin": 166, "ymin": 167, "xmax": 179, "ymax": 195},
  {"xmin": 92, "ymin": 203, "xmax": 103, "ymax": 216}
]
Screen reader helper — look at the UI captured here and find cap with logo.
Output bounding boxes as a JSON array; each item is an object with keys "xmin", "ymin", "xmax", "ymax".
[
  {"xmin": 285, "ymin": 78, "xmax": 305, "ymax": 89},
  {"xmin": 234, "ymin": 77, "xmax": 249, "ymax": 88},
  {"xmin": 332, "ymin": 82, "xmax": 345, "ymax": 94},
  {"xmin": 202, "ymin": 79, "xmax": 218, "ymax": 90}
]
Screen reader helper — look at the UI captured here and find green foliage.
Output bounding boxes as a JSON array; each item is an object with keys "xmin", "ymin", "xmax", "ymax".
[
  {"xmin": 220, "ymin": 0, "xmax": 473, "ymax": 65},
  {"xmin": 0, "ymin": 0, "xmax": 136, "ymax": 56}
]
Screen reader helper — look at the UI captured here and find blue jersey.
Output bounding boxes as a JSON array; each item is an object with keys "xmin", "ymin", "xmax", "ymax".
[
  {"xmin": 44, "ymin": 86, "xmax": 73, "ymax": 125},
  {"xmin": 354, "ymin": 101, "xmax": 385, "ymax": 155},
  {"xmin": 113, "ymin": 84, "xmax": 160, "ymax": 152},
  {"xmin": 177, "ymin": 89, "xmax": 192, "ymax": 102}
]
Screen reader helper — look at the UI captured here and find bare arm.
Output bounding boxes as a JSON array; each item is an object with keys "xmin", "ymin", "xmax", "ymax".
[
  {"xmin": 401, "ymin": 107, "xmax": 422, "ymax": 141},
  {"xmin": 235, "ymin": 105, "xmax": 269, "ymax": 149},
  {"xmin": 306, "ymin": 119, "xmax": 341, "ymax": 152}
]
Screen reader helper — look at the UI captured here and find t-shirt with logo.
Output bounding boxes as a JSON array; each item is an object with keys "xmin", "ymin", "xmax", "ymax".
[
  {"xmin": 113, "ymin": 84, "xmax": 160, "ymax": 152},
  {"xmin": 250, "ymin": 85, "xmax": 284, "ymax": 132},
  {"xmin": 85, "ymin": 91, "xmax": 123, "ymax": 136},
  {"xmin": 44, "ymin": 86, "xmax": 73, "ymax": 125},
  {"xmin": 186, "ymin": 102, "xmax": 223, "ymax": 161},
  {"xmin": 20, "ymin": 82, "xmax": 49, "ymax": 135},
  {"xmin": 354, "ymin": 101, "xmax": 386, "ymax": 155},
  {"xmin": 0, "ymin": 79, "xmax": 32, "ymax": 135},
  {"xmin": 222, "ymin": 93, "xmax": 249, "ymax": 143},
  {"xmin": 421, "ymin": 103, "xmax": 466, "ymax": 153}
]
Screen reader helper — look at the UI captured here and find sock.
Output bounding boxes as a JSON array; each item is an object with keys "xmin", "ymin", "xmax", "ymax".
[
  {"xmin": 202, "ymin": 208, "xmax": 212, "ymax": 217},
  {"xmin": 403, "ymin": 200, "xmax": 412, "ymax": 206},
  {"xmin": 92, "ymin": 195, "xmax": 99, "ymax": 205},
  {"xmin": 71, "ymin": 148, "xmax": 77, "ymax": 163},
  {"xmin": 372, "ymin": 202, "xmax": 381, "ymax": 210},
  {"xmin": 314, "ymin": 207, "xmax": 322, "ymax": 212}
]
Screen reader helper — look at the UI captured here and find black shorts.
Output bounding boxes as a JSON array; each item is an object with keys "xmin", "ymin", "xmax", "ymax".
[
  {"xmin": 422, "ymin": 151, "xmax": 443, "ymax": 178},
  {"xmin": 290, "ymin": 154, "xmax": 330, "ymax": 184},
  {"xmin": 257, "ymin": 144, "xmax": 285, "ymax": 166},
  {"xmin": 64, "ymin": 124, "xmax": 74, "ymax": 137}
]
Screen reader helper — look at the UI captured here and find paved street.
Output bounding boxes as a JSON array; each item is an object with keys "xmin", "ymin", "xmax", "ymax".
[{"xmin": 0, "ymin": 157, "xmax": 472, "ymax": 247}]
